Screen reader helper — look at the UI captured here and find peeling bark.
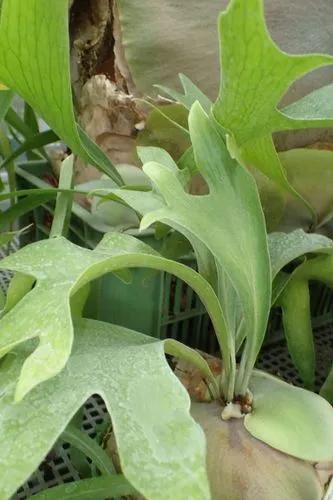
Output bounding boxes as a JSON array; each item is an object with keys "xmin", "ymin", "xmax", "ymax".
[
  {"xmin": 70, "ymin": 0, "xmax": 115, "ymax": 95},
  {"xmin": 75, "ymin": 75, "xmax": 144, "ymax": 184},
  {"xmin": 112, "ymin": 1, "xmax": 138, "ymax": 96},
  {"xmin": 174, "ymin": 351, "xmax": 222, "ymax": 403},
  {"xmin": 70, "ymin": 0, "xmax": 144, "ymax": 185}
]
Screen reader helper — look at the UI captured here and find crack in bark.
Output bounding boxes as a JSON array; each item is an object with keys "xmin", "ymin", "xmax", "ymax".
[{"xmin": 69, "ymin": 0, "xmax": 144, "ymax": 185}]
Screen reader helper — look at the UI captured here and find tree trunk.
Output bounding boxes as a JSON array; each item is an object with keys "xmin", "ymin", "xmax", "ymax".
[{"xmin": 69, "ymin": 0, "xmax": 143, "ymax": 185}]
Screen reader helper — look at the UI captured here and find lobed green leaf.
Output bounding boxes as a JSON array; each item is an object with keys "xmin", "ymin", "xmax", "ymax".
[
  {"xmin": 0, "ymin": 232, "xmax": 226, "ymax": 402},
  {"xmin": 213, "ymin": 0, "xmax": 333, "ymax": 219},
  {"xmin": 0, "ymin": 318, "xmax": 209, "ymax": 499}
]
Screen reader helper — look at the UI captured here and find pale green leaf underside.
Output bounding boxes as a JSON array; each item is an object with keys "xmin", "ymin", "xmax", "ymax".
[
  {"xmin": 246, "ymin": 370, "xmax": 333, "ymax": 462},
  {"xmin": 269, "ymin": 229, "xmax": 333, "ymax": 278},
  {"xmin": 0, "ymin": 232, "xmax": 225, "ymax": 401},
  {"xmin": 0, "ymin": 0, "xmax": 121, "ymax": 183},
  {"xmin": 0, "ymin": 319, "xmax": 209, "ymax": 500},
  {"xmin": 282, "ymin": 83, "xmax": 333, "ymax": 128}
]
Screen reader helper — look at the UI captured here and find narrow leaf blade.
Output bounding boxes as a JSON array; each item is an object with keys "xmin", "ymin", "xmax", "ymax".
[
  {"xmin": 280, "ymin": 277, "xmax": 315, "ymax": 389},
  {"xmin": 32, "ymin": 476, "xmax": 136, "ymax": 500},
  {"xmin": 50, "ymin": 155, "xmax": 74, "ymax": 238}
]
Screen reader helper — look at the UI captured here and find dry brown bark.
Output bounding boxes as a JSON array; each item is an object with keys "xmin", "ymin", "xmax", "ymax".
[{"xmin": 69, "ymin": 0, "xmax": 144, "ymax": 184}]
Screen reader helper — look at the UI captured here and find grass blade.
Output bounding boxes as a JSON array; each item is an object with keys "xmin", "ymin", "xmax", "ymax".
[
  {"xmin": 62, "ymin": 424, "xmax": 116, "ymax": 476},
  {"xmin": 32, "ymin": 475, "xmax": 136, "ymax": 500},
  {"xmin": 50, "ymin": 156, "xmax": 74, "ymax": 238},
  {"xmin": 0, "ymin": 130, "xmax": 58, "ymax": 171}
]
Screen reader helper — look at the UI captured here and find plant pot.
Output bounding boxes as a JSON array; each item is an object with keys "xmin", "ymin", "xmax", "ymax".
[{"xmin": 191, "ymin": 400, "xmax": 325, "ymax": 500}]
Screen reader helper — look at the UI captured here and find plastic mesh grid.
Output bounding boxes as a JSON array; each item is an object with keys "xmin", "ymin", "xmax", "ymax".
[
  {"xmin": 12, "ymin": 396, "xmax": 108, "ymax": 499},
  {"xmin": 257, "ymin": 320, "xmax": 333, "ymax": 391},
  {"xmin": 0, "ymin": 241, "xmax": 18, "ymax": 294},
  {"xmin": 14, "ymin": 447, "xmax": 80, "ymax": 499},
  {"xmin": 160, "ymin": 263, "xmax": 206, "ymax": 335}
]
